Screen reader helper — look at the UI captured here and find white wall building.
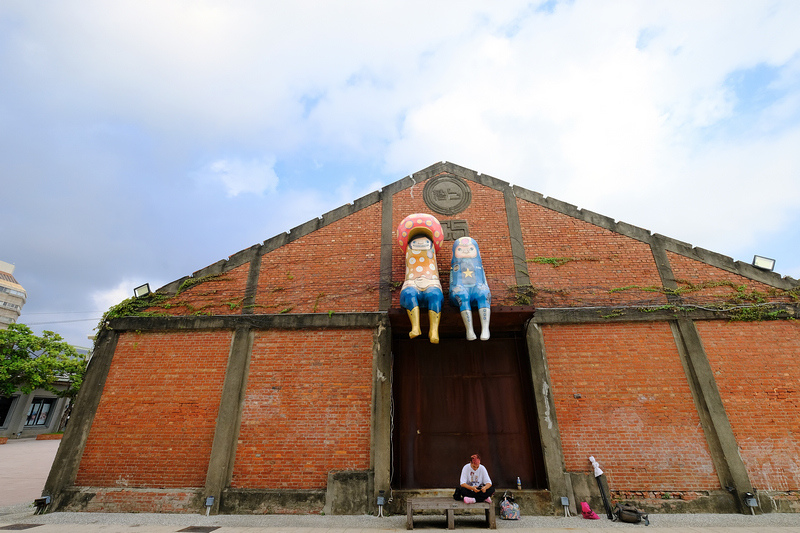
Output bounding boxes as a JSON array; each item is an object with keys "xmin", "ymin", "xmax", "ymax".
[{"xmin": 0, "ymin": 260, "xmax": 26, "ymax": 329}]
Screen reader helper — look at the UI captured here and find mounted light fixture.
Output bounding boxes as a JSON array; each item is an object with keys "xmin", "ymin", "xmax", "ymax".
[
  {"xmin": 752, "ymin": 255, "xmax": 775, "ymax": 272},
  {"xmin": 133, "ymin": 283, "xmax": 151, "ymax": 298}
]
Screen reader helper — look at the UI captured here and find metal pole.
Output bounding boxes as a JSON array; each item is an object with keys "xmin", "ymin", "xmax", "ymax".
[{"xmin": 595, "ymin": 474, "xmax": 613, "ymax": 520}]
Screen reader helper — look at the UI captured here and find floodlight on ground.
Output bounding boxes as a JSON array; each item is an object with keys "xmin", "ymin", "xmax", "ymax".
[
  {"xmin": 133, "ymin": 283, "xmax": 151, "ymax": 298},
  {"xmin": 744, "ymin": 492, "xmax": 758, "ymax": 515},
  {"xmin": 34, "ymin": 495, "xmax": 50, "ymax": 515},
  {"xmin": 752, "ymin": 256, "xmax": 775, "ymax": 272}
]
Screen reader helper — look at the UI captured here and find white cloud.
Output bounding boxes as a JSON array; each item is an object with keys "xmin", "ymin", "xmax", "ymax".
[
  {"xmin": 6, "ymin": 0, "xmax": 800, "ymax": 347},
  {"xmin": 201, "ymin": 156, "xmax": 279, "ymax": 197}
]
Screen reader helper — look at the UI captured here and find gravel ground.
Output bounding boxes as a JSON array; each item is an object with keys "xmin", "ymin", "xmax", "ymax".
[{"xmin": 2, "ymin": 502, "xmax": 800, "ymax": 530}]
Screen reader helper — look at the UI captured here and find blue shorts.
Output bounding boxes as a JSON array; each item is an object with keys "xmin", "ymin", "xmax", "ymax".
[
  {"xmin": 450, "ymin": 283, "xmax": 491, "ymax": 312},
  {"xmin": 400, "ymin": 286, "xmax": 444, "ymax": 313}
]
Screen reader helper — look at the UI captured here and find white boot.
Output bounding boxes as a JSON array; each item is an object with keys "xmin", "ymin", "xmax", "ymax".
[
  {"xmin": 461, "ymin": 310, "xmax": 477, "ymax": 341},
  {"xmin": 479, "ymin": 307, "xmax": 491, "ymax": 340}
]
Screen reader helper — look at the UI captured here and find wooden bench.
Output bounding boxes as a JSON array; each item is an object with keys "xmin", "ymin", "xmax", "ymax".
[{"xmin": 406, "ymin": 497, "xmax": 496, "ymax": 530}]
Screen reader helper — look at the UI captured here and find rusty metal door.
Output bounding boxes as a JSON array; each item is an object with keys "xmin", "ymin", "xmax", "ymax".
[{"xmin": 392, "ymin": 333, "xmax": 546, "ymax": 489}]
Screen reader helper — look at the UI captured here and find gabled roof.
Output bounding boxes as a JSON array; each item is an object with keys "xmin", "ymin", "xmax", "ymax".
[{"xmin": 156, "ymin": 161, "xmax": 797, "ymax": 296}]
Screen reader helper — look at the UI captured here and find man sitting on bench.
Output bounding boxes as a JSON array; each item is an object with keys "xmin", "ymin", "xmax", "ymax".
[{"xmin": 454, "ymin": 454, "xmax": 495, "ymax": 504}]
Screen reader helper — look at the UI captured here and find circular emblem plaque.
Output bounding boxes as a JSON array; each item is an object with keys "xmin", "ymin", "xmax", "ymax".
[{"xmin": 423, "ymin": 174, "xmax": 472, "ymax": 216}]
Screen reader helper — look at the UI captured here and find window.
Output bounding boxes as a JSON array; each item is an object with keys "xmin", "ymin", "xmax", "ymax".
[
  {"xmin": 25, "ymin": 398, "xmax": 56, "ymax": 426},
  {"xmin": 0, "ymin": 396, "xmax": 15, "ymax": 427},
  {"xmin": 0, "ymin": 285, "xmax": 27, "ymax": 300}
]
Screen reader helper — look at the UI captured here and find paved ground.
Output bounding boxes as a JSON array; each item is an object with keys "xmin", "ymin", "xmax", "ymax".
[
  {"xmin": 1, "ymin": 438, "xmax": 799, "ymax": 532},
  {"xmin": 0, "ymin": 437, "xmax": 61, "ymax": 506}
]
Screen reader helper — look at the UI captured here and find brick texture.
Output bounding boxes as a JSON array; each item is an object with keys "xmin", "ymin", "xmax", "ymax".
[
  {"xmin": 230, "ymin": 328, "xmax": 373, "ymax": 489},
  {"xmin": 698, "ymin": 320, "xmax": 800, "ymax": 490},
  {"xmin": 518, "ymin": 201, "xmax": 666, "ymax": 307},
  {"xmin": 147, "ymin": 264, "xmax": 251, "ymax": 316},
  {"xmin": 75, "ymin": 330, "xmax": 231, "ymax": 488},
  {"xmin": 668, "ymin": 253, "xmax": 796, "ymax": 306},
  {"xmin": 256, "ymin": 203, "xmax": 382, "ymax": 314},
  {"xmin": 543, "ymin": 322, "xmax": 720, "ymax": 490}
]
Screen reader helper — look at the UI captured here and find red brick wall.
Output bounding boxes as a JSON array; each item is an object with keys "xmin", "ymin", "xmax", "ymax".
[
  {"xmin": 543, "ymin": 322, "xmax": 720, "ymax": 490},
  {"xmin": 668, "ymin": 253, "xmax": 795, "ymax": 305},
  {"xmin": 256, "ymin": 203, "xmax": 382, "ymax": 314},
  {"xmin": 698, "ymin": 320, "xmax": 800, "ymax": 490},
  {"xmin": 230, "ymin": 328, "xmax": 373, "ymax": 489},
  {"xmin": 75, "ymin": 330, "xmax": 231, "ymax": 488},
  {"xmin": 518, "ymin": 201, "xmax": 666, "ymax": 307},
  {"xmin": 76, "ymin": 171, "xmax": 800, "ymax": 509},
  {"xmin": 392, "ymin": 178, "xmax": 518, "ymax": 307},
  {"xmin": 147, "ymin": 264, "xmax": 251, "ymax": 316}
]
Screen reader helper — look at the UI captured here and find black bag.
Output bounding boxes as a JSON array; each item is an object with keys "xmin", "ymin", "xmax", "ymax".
[{"xmin": 614, "ymin": 503, "xmax": 649, "ymax": 526}]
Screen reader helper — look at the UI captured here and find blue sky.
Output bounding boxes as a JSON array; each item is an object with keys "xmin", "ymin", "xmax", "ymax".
[{"xmin": 2, "ymin": 1, "xmax": 799, "ymax": 347}]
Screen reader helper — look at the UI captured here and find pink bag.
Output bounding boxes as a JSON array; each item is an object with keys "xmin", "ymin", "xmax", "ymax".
[{"xmin": 581, "ymin": 501, "xmax": 600, "ymax": 519}]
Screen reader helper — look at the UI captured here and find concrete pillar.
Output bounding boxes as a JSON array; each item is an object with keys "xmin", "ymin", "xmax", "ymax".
[
  {"xmin": 203, "ymin": 325, "xmax": 254, "ymax": 514},
  {"xmin": 525, "ymin": 321, "xmax": 575, "ymax": 515},
  {"xmin": 370, "ymin": 317, "xmax": 392, "ymax": 513},
  {"xmin": 671, "ymin": 318, "xmax": 754, "ymax": 513},
  {"xmin": 379, "ymin": 190, "xmax": 394, "ymax": 312},
  {"xmin": 503, "ymin": 185, "xmax": 529, "ymax": 287}
]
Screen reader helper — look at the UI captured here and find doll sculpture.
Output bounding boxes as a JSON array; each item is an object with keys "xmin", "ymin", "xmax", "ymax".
[
  {"xmin": 397, "ymin": 213, "xmax": 445, "ymax": 343},
  {"xmin": 449, "ymin": 237, "xmax": 491, "ymax": 341}
]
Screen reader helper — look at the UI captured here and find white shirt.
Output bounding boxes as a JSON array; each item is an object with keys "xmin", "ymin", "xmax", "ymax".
[{"xmin": 460, "ymin": 463, "xmax": 492, "ymax": 487}]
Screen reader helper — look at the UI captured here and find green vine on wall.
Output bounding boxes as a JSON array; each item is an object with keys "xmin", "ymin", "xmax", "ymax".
[
  {"xmin": 508, "ymin": 284, "xmax": 538, "ymax": 305},
  {"xmin": 726, "ymin": 304, "xmax": 785, "ymax": 322},
  {"xmin": 528, "ymin": 257, "xmax": 575, "ymax": 268},
  {"xmin": 177, "ymin": 274, "xmax": 226, "ymax": 294},
  {"xmin": 527, "ymin": 256, "xmax": 603, "ymax": 268},
  {"xmin": 312, "ymin": 293, "xmax": 326, "ymax": 313},
  {"xmin": 507, "ymin": 284, "xmax": 569, "ymax": 305},
  {"xmin": 609, "ymin": 279, "xmax": 799, "ymax": 302},
  {"xmin": 602, "ymin": 279, "xmax": 799, "ymax": 322},
  {"xmin": 97, "ymin": 293, "xmax": 168, "ymax": 333},
  {"xmin": 98, "ymin": 273, "xmax": 233, "ymax": 332}
]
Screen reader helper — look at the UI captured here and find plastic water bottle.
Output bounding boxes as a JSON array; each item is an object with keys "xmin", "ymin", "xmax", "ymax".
[{"xmin": 516, "ymin": 477, "xmax": 522, "ymax": 490}]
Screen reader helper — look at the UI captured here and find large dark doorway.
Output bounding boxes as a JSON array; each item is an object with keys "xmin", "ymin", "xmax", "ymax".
[{"xmin": 392, "ymin": 332, "xmax": 546, "ymax": 490}]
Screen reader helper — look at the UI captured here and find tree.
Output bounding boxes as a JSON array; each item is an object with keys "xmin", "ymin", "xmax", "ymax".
[{"xmin": 0, "ymin": 323, "xmax": 87, "ymax": 399}]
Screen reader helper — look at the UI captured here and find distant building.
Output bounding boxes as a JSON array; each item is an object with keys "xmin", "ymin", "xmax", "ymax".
[
  {"xmin": 0, "ymin": 260, "xmax": 26, "ymax": 329},
  {"xmin": 0, "ymin": 261, "xmax": 86, "ymax": 439},
  {"xmin": 0, "ymin": 374, "xmax": 76, "ymax": 440}
]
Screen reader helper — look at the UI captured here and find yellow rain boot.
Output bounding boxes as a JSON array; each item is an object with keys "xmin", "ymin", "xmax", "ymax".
[
  {"xmin": 428, "ymin": 310, "xmax": 441, "ymax": 344},
  {"xmin": 407, "ymin": 307, "xmax": 421, "ymax": 339}
]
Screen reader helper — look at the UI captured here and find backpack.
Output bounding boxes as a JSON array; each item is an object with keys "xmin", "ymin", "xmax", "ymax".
[
  {"xmin": 500, "ymin": 492, "xmax": 520, "ymax": 520},
  {"xmin": 614, "ymin": 503, "xmax": 649, "ymax": 526}
]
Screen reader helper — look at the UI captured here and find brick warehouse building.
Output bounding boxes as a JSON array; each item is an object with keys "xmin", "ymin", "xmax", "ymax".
[{"xmin": 44, "ymin": 161, "xmax": 799, "ymax": 516}]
